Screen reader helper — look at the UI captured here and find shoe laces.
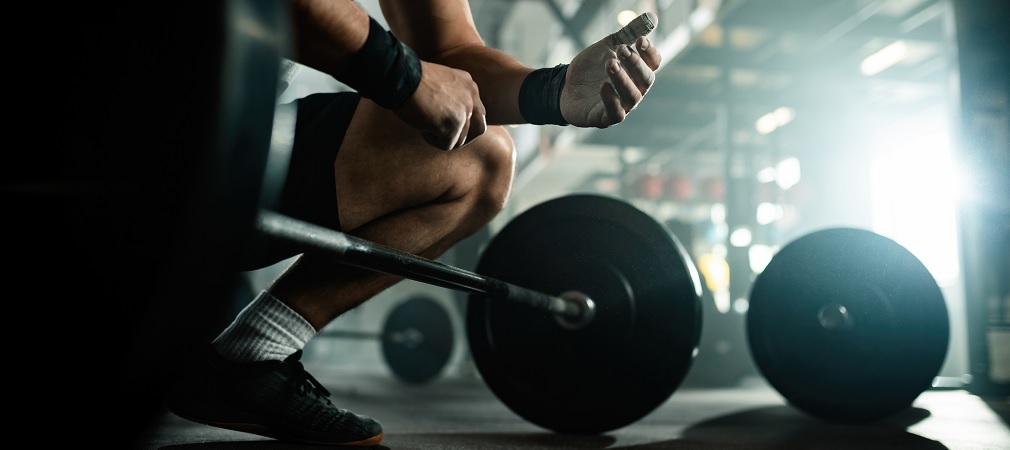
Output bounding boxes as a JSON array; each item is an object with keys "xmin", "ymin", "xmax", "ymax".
[{"xmin": 283, "ymin": 350, "xmax": 332, "ymax": 400}]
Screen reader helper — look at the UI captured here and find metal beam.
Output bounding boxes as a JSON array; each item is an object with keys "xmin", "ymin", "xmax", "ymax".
[{"xmin": 541, "ymin": 0, "xmax": 590, "ymax": 49}]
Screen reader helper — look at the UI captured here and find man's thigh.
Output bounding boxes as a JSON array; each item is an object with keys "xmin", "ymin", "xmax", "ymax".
[{"xmin": 239, "ymin": 92, "xmax": 362, "ymax": 271}]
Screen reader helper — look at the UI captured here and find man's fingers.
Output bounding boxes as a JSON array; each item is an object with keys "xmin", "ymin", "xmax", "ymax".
[
  {"xmin": 465, "ymin": 100, "xmax": 488, "ymax": 145},
  {"xmin": 617, "ymin": 44, "xmax": 655, "ymax": 94},
  {"xmin": 428, "ymin": 109, "xmax": 485, "ymax": 151},
  {"xmin": 454, "ymin": 118, "xmax": 470, "ymax": 150},
  {"xmin": 421, "ymin": 118, "xmax": 465, "ymax": 151},
  {"xmin": 599, "ymin": 79, "xmax": 625, "ymax": 127},
  {"xmin": 608, "ymin": 56, "xmax": 643, "ymax": 112},
  {"xmin": 636, "ymin": 36, "xmax": 662, "ymax": 71},
  {"xmin": 610, "ymin": 12, "xmax": 658, "ymax": 46},
  {"xmin": 466, "ymin": 113, "xmax": 487, "ymax": 146},
  {"xmin": 456, "ymin": 107, "xmax": 489, "ymax": 149}
]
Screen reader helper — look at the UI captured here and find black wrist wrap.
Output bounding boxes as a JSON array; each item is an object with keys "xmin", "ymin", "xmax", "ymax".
[
  {"xmin": 518, "ymin": 64, "xmax": 569, "ymax": 126},
  {"xmin": 338, "ymin": 17, "xmax": 422, "ymax": 110}
]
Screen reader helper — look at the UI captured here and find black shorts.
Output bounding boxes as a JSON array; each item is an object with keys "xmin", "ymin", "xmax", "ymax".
[{"xmin": 241, "ymin": 92, "xmax": 361, "ymax": 271}]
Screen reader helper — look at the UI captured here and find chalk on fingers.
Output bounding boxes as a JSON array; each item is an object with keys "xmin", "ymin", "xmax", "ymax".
[{"xmin": 609, "ymin": 12, "xmax": 658, "ymax": 46}]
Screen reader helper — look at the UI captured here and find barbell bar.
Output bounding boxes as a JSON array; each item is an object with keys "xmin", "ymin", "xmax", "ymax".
[
  {"xmin": 255, "ymin": 209, "xmax": 597, "ymax": 329},
  {"xmin": 317, "ymin": 295, "xmax": 455, "ymax": 385}
]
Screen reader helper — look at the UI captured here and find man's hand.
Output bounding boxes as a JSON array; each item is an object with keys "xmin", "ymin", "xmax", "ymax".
[
  {"xmin": 393, "ymin": 61, "xmax": 488, "ymax": 151},
  {"xmin": 560, "ymin": 13, "xmax": 662, "ymax": 128}
]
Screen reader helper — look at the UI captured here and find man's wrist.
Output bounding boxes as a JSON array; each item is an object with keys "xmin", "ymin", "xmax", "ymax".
[
  {"xmin": 518, "ymin": 64, "xmax": 569, "ymax": 126},
  {"xmin": 337, "ymin": 17, "xmax": 421, "ymax": 110}
]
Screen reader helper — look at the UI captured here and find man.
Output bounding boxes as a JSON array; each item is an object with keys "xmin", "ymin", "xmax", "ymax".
[{"xmin": 167, "ymin": 0, "xmax": 662, "ymax": 446}]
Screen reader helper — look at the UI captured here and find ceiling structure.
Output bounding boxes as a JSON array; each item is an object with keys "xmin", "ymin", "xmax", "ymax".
[{"xmin": 469, "ymin": 0, "xmax": 955, "ymax": 212}]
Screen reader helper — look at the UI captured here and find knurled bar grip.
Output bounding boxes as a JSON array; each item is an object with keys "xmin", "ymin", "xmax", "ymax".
[{"xmin": 255, "ymin": 210, "xmax": 583, "ymax": 319}]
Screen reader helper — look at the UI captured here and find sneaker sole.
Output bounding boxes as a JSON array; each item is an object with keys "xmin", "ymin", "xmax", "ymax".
[{"xmin": 173, "ymin": 411, "xmax": 384, "ymax": 447}]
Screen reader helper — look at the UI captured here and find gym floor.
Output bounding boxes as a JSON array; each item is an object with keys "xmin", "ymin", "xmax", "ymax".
[{"xmin": 131, "ymin": 369, "xmax": 1009, "ymax": 450}]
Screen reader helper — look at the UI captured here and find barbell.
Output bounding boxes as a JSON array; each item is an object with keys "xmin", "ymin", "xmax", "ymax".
[
  {"xmin": 256, "ymin": 194, "xmax": 704, "ymax": 434},
  {"xmin": 257, "ymin": 193, "xmax": 950, "ymax": 429},
  {"xmin": 318, "ymin": 295, "xmax": 455, "ymax": 385}
]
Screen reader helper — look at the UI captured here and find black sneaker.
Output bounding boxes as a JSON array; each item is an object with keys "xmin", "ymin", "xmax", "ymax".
[{"xmin": 167, "ymin": 346, "xmax": 383, "ymax": 446}]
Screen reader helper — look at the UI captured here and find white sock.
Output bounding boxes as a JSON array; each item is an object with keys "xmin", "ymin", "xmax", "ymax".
[{"xmin": 212, "ymin": 290, "xmax": 318, "ymax": 363}]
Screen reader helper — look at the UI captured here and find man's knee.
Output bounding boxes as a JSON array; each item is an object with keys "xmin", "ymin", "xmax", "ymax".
[{"xmin": 470, "ymin": 125, "xmax": 516, "ymax": 218}]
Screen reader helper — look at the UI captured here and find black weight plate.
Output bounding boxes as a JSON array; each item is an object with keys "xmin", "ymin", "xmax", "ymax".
[
  {"xmin": 42, "ymin": 3, "xmax": 290, "ymax": 446},
  {"xmin": 467, "ymin": 194, "xmax": 702, "ymax": 434},
  {"xmin": 382, "ymin": 296, "xmax": 455, "ymax": 384},
  {"xmin": 747, "ymin": 228, "xmax": 949, "ymax": 423}
]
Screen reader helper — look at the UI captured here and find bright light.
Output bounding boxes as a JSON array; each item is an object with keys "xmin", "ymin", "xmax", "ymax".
[
  {"xmin": 621, "ymin": 147, "xmax": 645, "ymax": 164},
  {"xmin": 730, "ymin": 227, "xmax": 752, "ymax": 247},
  {"xmin": 775, "ymin": 157, "xmax": 801, "ymax": 190},
  {"xmin": 757, "ymin": 166, "xmax": 777, "ymax": 183},
  {"xmin": 755, "ymin": 107, "xmax": 796, "ymax": 135},
  {"xmin": 749, "ymin": 244, "xmax": 778, "ymax": 273},
  {"xmin": 711, "ymin": 203, "xmax": 726, "ymax": 224},
  {"xmin": 698, "ymin": 253, "xmax": 731, "ymax": 313},
  {"xmin": 756, "ymin": 114, "xmax": 778, "ymax": 135},
  {"xmin": 698, "ymin": 254, "xmax": 730, "ymax": 292},
  {"xmin": 773, "ymin": 107, "xmax": 796, "ymax": 125},
  {"xmin": 712, "ymin": 243, "xmax": 727, "ymax": 259},
  {"xmin": 756, "ymin": 202, "xmax": 783, "ymax": 225},
  {"xmin": 714, "ymin": 290, "xmax": 731, "ymax": 314},
  {"xmin": 861, "ymin": 40, "xmax": 909, "ymax": 76},
  {"xmin": 689, "ymin": 7, "xmax": 714, "ymax": 31},
  {"xmin": 733, "ymin": 298, "xmax": 749, "ymax": 314},
  {"xmin": 617, "ymin": 10, "xmax": 638, "ymax": 26},
  {"xmin": 757, "ymin": 157, "xmax": 800, "ymax": 187},
  {"xmin": 869, "ymin": 119, "xmax": 960, "ymax": 286}
]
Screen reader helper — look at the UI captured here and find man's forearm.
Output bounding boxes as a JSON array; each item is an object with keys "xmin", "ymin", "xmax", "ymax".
[
  {"xmin": 287, "ymin": 0, "xmax": 369, "ymax": 80},
  {"xmin": 289, "ymin": 0, "xmax": 540, "ymax": 125},
  {"xmin": 429, "ymin": 45, "xmax": 536, "ymax": 125}
]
